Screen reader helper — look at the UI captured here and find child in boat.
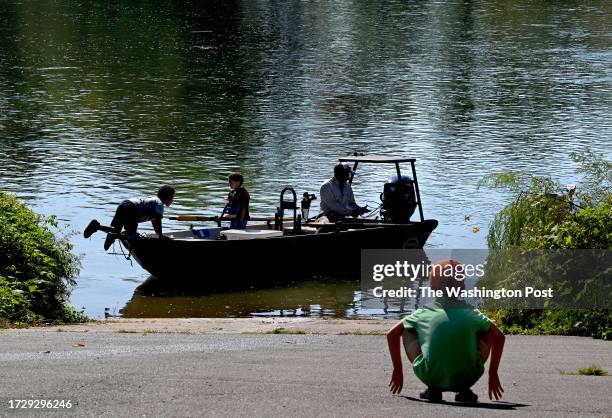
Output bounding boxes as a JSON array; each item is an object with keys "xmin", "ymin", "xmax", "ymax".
[
  {"xmin": 83, "ymin": 185, "xmax": 175, "ymax": 251},
  {"xmin": 222, "ymin": 172, "xmax": 250, "ymax": 229},
  {"xmin": 386, "ymin": 259, "xmax": 505, "ymax": 403}
]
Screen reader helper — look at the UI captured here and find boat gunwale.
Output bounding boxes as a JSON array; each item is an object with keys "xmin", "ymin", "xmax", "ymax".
[{"xmin": 133, "ymin": 220, "xmax": 437, "ymax": 242}]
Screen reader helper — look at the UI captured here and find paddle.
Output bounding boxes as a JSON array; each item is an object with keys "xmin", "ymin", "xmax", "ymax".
[
  {"xmin": 170, "ymin": 215, "xmax": 275, "ymax": 223},
  {"xmin": 306, "ymin": 220, "xmax": 413, "ymax": 228}
]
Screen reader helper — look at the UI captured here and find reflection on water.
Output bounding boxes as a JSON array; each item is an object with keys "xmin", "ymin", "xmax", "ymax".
[
  {"xmin": 1, "ymin": 0, "xmax": 611, "ymax": 317},
  {"xmin": 121, "ymin": 275, "xmax": 416, "ymax": 319}
]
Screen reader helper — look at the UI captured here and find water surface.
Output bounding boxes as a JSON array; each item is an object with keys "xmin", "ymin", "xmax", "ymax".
[{"xmin": 1, "ymin": 0, "xmax": 610, "ymax": 318}]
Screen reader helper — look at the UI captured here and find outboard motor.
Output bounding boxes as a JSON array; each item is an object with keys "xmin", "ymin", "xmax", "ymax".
[{"xmin": 380, "ymin": 175, "xmax": 417, "ymax": 223}]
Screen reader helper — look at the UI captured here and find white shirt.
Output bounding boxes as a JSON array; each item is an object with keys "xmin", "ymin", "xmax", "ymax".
[{"xmin": 319, "ymin": 177, "xmax": 361, "ymax": 216}]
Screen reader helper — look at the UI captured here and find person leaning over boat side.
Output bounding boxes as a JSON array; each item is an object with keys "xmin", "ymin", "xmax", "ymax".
[
  {"xmin": 318, "ymin": 162, "xmax": 368, "ymax": 222},
  {"xmin": 222, "ymin": 172, "xmax": 250, "ymax": 229},
  {"xmin": 83, "ymin": 185, "xmax": 175, "ymax": 251}
]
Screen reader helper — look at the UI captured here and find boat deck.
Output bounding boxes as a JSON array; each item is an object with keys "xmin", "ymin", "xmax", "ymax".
[{"xmin": 159, "ymin": 221, "xmax": 316, "ymax": 241}]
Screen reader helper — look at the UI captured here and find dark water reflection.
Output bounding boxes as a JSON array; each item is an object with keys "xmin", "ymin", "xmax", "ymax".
[
  {"xmin": 121, "ymin": 275, "xmax": 417, "ymax": 319},
  {"xmin": 122, "ymin": 276, "xmax": 360, "ymax": 319},
  {"xmin": 1, "ymin": 0, "xmax": 611, "ymax": 318}
]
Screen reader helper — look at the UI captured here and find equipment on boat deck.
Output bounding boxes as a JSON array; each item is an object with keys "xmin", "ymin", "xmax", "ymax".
[
  {"xmin": 221, "ymin": 229, "xmax": 283, "ymax": 240},
  {"xmin": 300, "ymin": 192, "xmax": 317, "ymax": 221},
  {"xmin": 275, "ymin": 187, "xmax": 303, "ymax": 234}
]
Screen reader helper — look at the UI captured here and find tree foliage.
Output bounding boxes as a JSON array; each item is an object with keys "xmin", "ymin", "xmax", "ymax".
[{"xmin": 478, "ymin": 150, "xmax": 611, "ymax": 339}]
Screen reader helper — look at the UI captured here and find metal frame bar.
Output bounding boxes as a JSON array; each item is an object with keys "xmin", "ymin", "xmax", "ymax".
[
  {"xmin": 348, "ymin": 162, "xmax": 359, "ymax": 184},
  {"xmin": 341, "ymin": 157, "xmax": 426, "ymax": 222},
  {"xmin": 410, "ymin": 161, "xmax": 425, "ymax": 222}
]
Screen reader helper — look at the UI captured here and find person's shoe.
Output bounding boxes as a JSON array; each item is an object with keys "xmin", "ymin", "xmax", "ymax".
[
  {"xmin": 419, "ymin": 387, "xmax": 442, "ymax": 402},
  {"xmin": 83, "ymin": 220, "xmax": 100, "ymax": 238},
  {"xmin": 455, "ymin": 389, "xmax": 478, "ymax": 403},
  {"xmin": 103, "ymin": 234, "xmax": 116, "ymax": 251}
]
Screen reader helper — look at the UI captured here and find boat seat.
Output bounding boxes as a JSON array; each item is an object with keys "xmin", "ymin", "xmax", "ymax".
[{"xmin": 282, "ymin": 227, "xmax": 318, "ymax": 235}]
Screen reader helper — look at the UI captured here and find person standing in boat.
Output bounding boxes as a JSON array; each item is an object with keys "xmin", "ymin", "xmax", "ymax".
[
  {"xmin": 318, "ymin": 162, "xmax": 369, "ymax": 222},
  {"xmin": 222, "ymin": 172, "xmax": 250, "ymax": 229},
  {"xmin": 83, "ymin": 185, "xmax": 175, "ymax": 251}
]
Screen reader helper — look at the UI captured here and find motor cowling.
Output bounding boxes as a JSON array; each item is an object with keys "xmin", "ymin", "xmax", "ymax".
[{"xmin": 380, "ymin": 175, "xmax": 417, "ymax": 223}]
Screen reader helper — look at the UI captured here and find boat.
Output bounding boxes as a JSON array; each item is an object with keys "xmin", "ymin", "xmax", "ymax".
[{"xmin": 120, "ymin": 154, "xmax": 438, "ymax": 289}]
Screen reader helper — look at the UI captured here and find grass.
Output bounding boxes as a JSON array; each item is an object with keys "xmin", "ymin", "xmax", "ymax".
[
  {"xmin": 0, "ymin": 316, "xmax": 93, "ymax": 330},
  {"xmin": 243, "ymin": 328, "xmax": 384, "ymax": 335},
  {"xmin": 561, "ymin": 365, "xmax": 608, "ymax": 376},
  {"xmin": 266, "ymin": 327, "xmax": 307, "ymax": 335},
  {"xmin": 576, "ymin": 365, "xmax": 608, "ymax": 376},
  {"xmin": 337, "ymin": 330, "xmax": 385, "ymax": 336},
  {"xmin": 242, "ymin": 328, "xmax": 321, "ymax": 335},
  {"xmin": 116, "ymin": 329, "xmax": 198, "ymax": 335},
  {"xmin": 0, "ymin": 320, "xmax": 32, "ymax": 329}
]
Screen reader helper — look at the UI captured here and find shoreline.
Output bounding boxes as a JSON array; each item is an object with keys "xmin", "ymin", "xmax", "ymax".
[{"xmin": 8, "ymin": 318, "xmax": 397, "ymax": 335}]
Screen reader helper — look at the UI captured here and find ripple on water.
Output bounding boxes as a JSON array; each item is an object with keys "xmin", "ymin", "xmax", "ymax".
[{"xmin": 0, "ymin": 0, "xmax": 611, "ymax": 318}]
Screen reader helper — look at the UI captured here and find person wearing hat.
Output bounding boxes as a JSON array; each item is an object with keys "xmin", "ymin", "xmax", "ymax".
[{"xmin": 317, "ymin": 162, "xmax": 369, "ymax": 223}]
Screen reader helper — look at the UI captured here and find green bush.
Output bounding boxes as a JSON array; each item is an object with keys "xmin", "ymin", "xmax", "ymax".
[
  {"xmin": 487, "ymin": 309, "xmax": 611, "ymax": 340},
  {"xmin": 0, "ymin": 190, "xmax": 84, "ymax": 323},
  {"xmin": 479, "ymin": 150, "xmax": 611, "ymax": 339}
]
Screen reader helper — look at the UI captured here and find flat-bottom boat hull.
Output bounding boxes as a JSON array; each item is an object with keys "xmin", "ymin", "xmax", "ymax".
[{"xmin": 121, "ymin": 220, "xmax": 437, "ymax": 290}]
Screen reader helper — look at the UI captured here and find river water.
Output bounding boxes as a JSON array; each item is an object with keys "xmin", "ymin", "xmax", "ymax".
[{"xmin": 1, "ymin": 1, "xmax": 610, "ymax": 318}]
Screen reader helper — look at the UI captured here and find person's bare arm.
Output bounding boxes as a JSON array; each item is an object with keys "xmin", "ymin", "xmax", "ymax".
[
  {"xmin": 483, "ymin": 323, "xmax": 505, "ymax": 400},
  {"xmin": 238, "ymin": 207, "xmax": 247, "ymax": 224},
  {"xmin": 151, "ymin": 218, "xmax": 164, "ymax": 238},
  {"xmin": 386, "ymin": 321, "xmax": 404, "ymax": 394},
  {"xmin": 221, "ymin": 211, "xmax": 244, "ymax": 221},
  {"xmin": 346, "ymin": 186, "xmax": 368, "ymax": 216}
]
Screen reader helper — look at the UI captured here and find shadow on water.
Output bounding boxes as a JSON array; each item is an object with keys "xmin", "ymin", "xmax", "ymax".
[{"xmin": 120, "ymin": 275, "xmax": 364, "ymax": 318}]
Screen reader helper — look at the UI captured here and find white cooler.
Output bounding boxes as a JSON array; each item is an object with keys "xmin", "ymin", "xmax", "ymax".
[{"xmin": 221, "ymin": 229, "xmax": 283, "ymax": 240}]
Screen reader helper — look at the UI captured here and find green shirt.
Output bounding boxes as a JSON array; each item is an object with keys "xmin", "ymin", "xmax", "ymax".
[{"xmin": 402, "ymin": 298, "xmax": 492, "ymax": 391}]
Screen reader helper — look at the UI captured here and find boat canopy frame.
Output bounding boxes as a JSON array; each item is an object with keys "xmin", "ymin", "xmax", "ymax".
[{"xmin": 338, "ymin": 154, "xmax": 425, "ymax": 222}]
